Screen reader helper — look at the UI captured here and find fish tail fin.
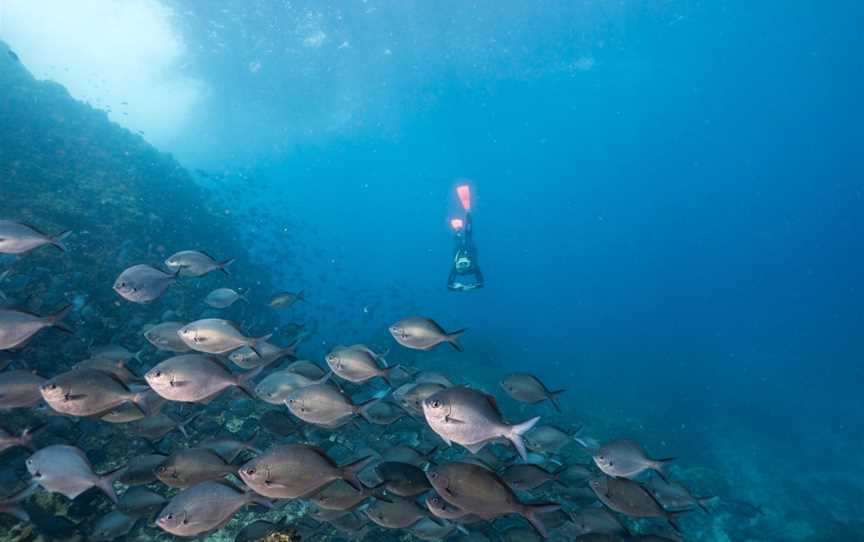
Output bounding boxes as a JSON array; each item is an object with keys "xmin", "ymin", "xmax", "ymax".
[
  {"xmin": 548, "ymin": 389, "xmax": 565, "ymax": 413},
  {"xmin": 248, "ymin": 333, "xmax": 273, "ymax": 357},
  {"xmin": 177, "ymin": 411, "xmax": 202, "ymax": 439},
  {"xmin": 652, "ymin": 457, "xmax": 676, "ymax": 482},
  {"xmin": 219, "ymin": 258, "xmax": 235, "ymax": 276},
  {"xmin": 381, "ymin": 365, "xmax": 402, "ymax": 387},
  {"xmin": 522, "ymin": 502, "xmax": 559, "ymax": 539},
  {"xmin": 446, "ymin": 328, "xmax": 468, "ymax": 351},
  {"xmin": 245, "ymin": 430, "xmax": 263, "ymax": 455},
  {"xmin": 339, "ymin": 455, "xmax": 375, "ymax": 492},
  {"xmin": 508, "ymin": 415, "xmax": 541, "ymax": 462},
  {"xmin": 46, "ymin": 304, "xmax": 73, "ymax": 334},
  {"xmin": 97, "ymin": 465, "xmax": 126, "ymax": 503},
  {"xmin": 130, "ymin": 391, "xmax": 151, "ymax": 417},
  {"xmin": 236, "ymin": 366, "xmax": 264, "ymax": 397},
  {"xmin": 666, "ymin": 509, "xmax": 686, "ymax": 532},
  {"xmin": 697, "ymin": 495, "xmax": 716, "ymax": 514},
  {"xmin": 20, "ymin": 424, "xmax": 46, "ymax": 452},
  {"xmin": 133, "ymin": 348, "xmax": 146, "ymax": 363},
  {"xmin": 363, "ymin": 481, "xmax": 393, "ymax": 503},
  {"xmin": 356, "ymin": 395, "xmax": 385, "ymax": 423},
  {"xmin": 551, "ymin": 464, "xmax": 569, "ymax": 487},
  {"xmin": 50, "ymin": 230, "xmax": 72, "ymax": 252}
]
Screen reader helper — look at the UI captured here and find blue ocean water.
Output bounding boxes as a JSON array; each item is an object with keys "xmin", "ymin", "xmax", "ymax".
[{"xmin": 1, "ymin": 1, "xmax": 863, "ymax": 541}]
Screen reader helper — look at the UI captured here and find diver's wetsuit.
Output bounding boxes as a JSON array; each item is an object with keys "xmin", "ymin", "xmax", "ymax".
[{"xmin": 447, "ymin": 212, "xmax": 484, "ymax": 291}]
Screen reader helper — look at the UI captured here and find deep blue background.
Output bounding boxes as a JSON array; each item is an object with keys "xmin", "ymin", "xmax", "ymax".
[{"xmin": 192, "ymin": 0, "xmax": 863, "ymax": 522}]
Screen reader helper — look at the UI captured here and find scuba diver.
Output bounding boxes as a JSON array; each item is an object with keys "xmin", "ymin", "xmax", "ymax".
[{"xmin": 447, "ymin": 184, "xmax": 484, "ymax": 291}]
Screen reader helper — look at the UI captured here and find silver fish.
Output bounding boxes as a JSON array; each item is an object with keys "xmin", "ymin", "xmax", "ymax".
[
  {"xmin": 308, "ymin": 479, "xmax": 383, "ymax": 511},
  {"xmin": 40, "ymin": 368, "xmax": 149, "ymax": 417},
  {"xmin": 422, "ymin": 386, "xmax": 539, "ymax": 461},
  {"xmin": 0, "ymin": 370, "xmax": 46, "ymax": 408},
  {"xmin": 113, "ymin": 264, "xmax": 178, "ymax": 304},
  {"xmin": 0, "ymin": 425, "xmax": 41, "ymax": 454},
  {"xmin": 426, "ymin": 461, "xmax": 559, "ymax": 538},
  {"xmin": 90, "ymin": 511, "xmax": 137, "ymax": 541},
  {"xmin": 0, "ymin": 306, "xmax": 72, "ymax": 350},
  {"xmin": 389, "ymin": 316, "xmax": 467, "ymax": 351},
  {"xmin": 143, "ymin": 321, "xmax": 190, "ymax": 352},
  {"xmin": 155, "ymin": 447, "xmax": 236, "ymax": 488},
  {"xmin": 26, "ymin": 444, "xmax": 124, "ymax": 503},
  {"xmin": 269, "ymin": 290, "xmax": 305, "ymax": 308},
  {"xmin": 424, "ymin": 493, "xmax": 474, "ymax": 521},
  {"xmin": 117, "ymin": 486, "xmax": 167, "ymax": 518},
  {"xmin": 155, "ymin": 480, "xmax": 271, "ymax": 537},
  {"xmin": 569, "ymin": 507, "xmax": 629, "ymax": 536},
  {"xmin": 228, "ymin": 340, "xmax": 297, "ymax": 369},
  {"xmin": 0, "ymin": 220, "xmax": 70, "ymax": 254},
  {"xmin": 375, "ymin": 461, "xmax": 432, "ymax": 497},
  {"xmin": 255, "ymin": 369, "xmax": 328, "ymax": 405},
  {"xmin": 364, "ymin": 496, "xmax": 428, "ymax": 529},
  {"xmin": 500, "ymin": 464, "xmax": 568, "ymax": 491},
  {"xmin": 285, "ymin": 381, "xmax": 382, "ymax": 427},
  {"xmin": 326, "ymin": 344, "xmax": 400, "ymax": 385},
  {"xmin": 593, "ymin": 439, "xmax": 674, "ymax": 481},
  {"xmin": 364, "ymin": 400, "xmax": 407, "ymax": 425},
  {"xmin": 523, "ymin": 425, "xmax": 577, "ymax": 454},
  {"xmin": 178, "ymin": 318, "xmax": 271, "ymax": 355},
  {"xmin": 145, "ymin": 354, "xmax": 259, "ymax": 403},
  {"xmin": 589, "ymin": 476, "xmax": 682, "ymax": 531},
  {"xmin": 501, "ymin": 372, "xmax": 564, "ymax": 412},
  {"xmin": 204, "ymin": 287, "xmax": 246, "ymax": 308},
  {"xmin": 645, "ymin": 477, "xmax": 714, "ymax": 513},
  {"xmin": 238, "ymin": 444, "xmax": 372, "ymax": 499},
  {"xmin": 165, "ymin": 250, "xmax": 234, "ymax": 277},
  {"xmin": 410, "ymin": 517, "xmax": 462, "ymax": 541}
]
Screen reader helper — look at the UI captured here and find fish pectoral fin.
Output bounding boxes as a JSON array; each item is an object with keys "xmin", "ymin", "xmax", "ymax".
[
  {"xmin": 169, "ymin": 379, "xmax": 191, "ymax": 387},
  {"xmin": 445, "ymin": 415, "xmax": 465, "ymax": 424},
  {"xmin": 65, "ymin": 394, "xmax": 88, "ymax": 401}
]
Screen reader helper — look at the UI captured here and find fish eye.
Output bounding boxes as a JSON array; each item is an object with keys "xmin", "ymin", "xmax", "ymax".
[
  {"xmin": 246, "ymin": 468, "xmax": 255, "ymax": 475},
  {"xmin": 429, "ymin": 472, "xmax": 439, "ymax": 480},
  {"xmin": 154, "ymin": 371, "xmax": 162, "ymax": 377},
  {"xmin": 157, "ymin": 466, "xmax": 166, "ymax": 473},
  {"xmin": 166, "ymin": 513, "xmax": 174, "ymax": 520},
  {"xmin": 431, "ymin": 400, "xmax": 441, "ymax": 408}
]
